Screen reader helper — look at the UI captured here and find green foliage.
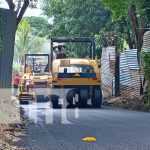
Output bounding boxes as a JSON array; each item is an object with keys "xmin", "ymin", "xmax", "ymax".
[
  {"xmin": 141, "ymin": 51, "xmax": 150, "ymax": 103},
  {"xmin": 142, "ymin": 0, "xmax": 150, "ymax": 27},
  {"xmin": 42, "ymin": 0, "xmax": 111, "ymax": 57},
  {"xmin": 14, "ymin": 18, "xmax": 44, "ymax": 62},
  {"xmin": 101, "ymin": 0, "xmax": 150, "ymax": 50},
  {"xmin": 25, "ymin": 16, "xmax": 51, "ymax": 37},
  {"xmin": 101, "ymin": 0, "xmax": 148, "ymax": 19},
  {"xmin": 64, "ymin": 43, "xmax": 91, "ymax": 58},
  {"xmin": 43, "ymin": 0, "xmax": 111, "ymax": 37},
  {"xmin": 101, "ymin": 0, "xmax": 150, "ymax": 38},
  {"xmin": 145, "ymin": 101, "xmax": 150, "ymax": 109},
  {"xmin": 100, "ymin": 0, "xmax": 131, "ymax": 19}
]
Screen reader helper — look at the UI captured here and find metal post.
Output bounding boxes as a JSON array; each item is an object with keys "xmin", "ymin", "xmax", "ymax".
[
  {"xmin": 89, "ymin": 43, "xmax": 92, "ymax": 59},
  {"xmin": 115, "ymin": 36, "xmax": 120, "ymax": 96},
  {"xmin": 24, "ymin": 54, "xmax": 27, "ymax": 73},
  {"xmin": 33, "ymin": 58, "xmax": 35, "ymax": 73},
  {"xmin": 50, "ymin": 39, "xmax": 53, "ymax": 72},
  {"xmin": 92, "ymin": 41, "xmax": 95, "ymax": 59},
  {"xmin": 112, "ymin": 78, "xmax": 114, "ymax": 96}
]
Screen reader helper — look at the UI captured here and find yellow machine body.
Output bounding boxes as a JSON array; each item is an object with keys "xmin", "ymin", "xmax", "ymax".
[
  {"xmin": 49, "ymin": 37, "xmax": 102, "ymax": 108},
  {"xmin": 18, "ymin": 54, "xmax": 51, "ymax": 103},
  {"xmin": 21, "ymin": 73, "xmax": 52, "ymax": 88},
  {"xmin": 52, "ymin": 58, "xmax": 101, "ymax": 86}
]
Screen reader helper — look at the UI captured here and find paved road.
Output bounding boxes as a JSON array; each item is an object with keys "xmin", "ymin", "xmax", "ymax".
[{"xmin": 16, "ymin": 102, "xmax": 150, "ymax": 150}]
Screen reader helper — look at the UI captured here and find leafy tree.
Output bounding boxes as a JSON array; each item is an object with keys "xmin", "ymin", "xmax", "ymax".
[
  {"xmin": 42, "ymin": 0, "xmax": 111, "ymax": 57},
  {"xmin": 25, "ymin": 16, "xmax": 51, "ymax": 37},
  {"xmin": 14, "ymin": 18, "xmax": 44, "ymax": 63},
  {"xmin": 101, "ymin": 0, "xmax": 150, "ymax": 62},
  {"xmin": 43, "ymin": 0, "xmax": 111, "ymax": 37}
]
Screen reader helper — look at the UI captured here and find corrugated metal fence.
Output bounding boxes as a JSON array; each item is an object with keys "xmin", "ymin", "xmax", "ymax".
[
  {"xmin": 142, "ymin": 31, "xmax": 150, "ymax": 51},
  {"xmin": 101, "ymin": 47, "xmax": 142, "ymax": 99},
  {"xmin": 101, "ymin": 47, "xmax": 115, "ymax": 98}
]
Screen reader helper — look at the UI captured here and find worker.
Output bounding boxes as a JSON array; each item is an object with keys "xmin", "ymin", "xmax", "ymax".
[
  {"xmin": 25, "ymin": 80, "xmax": 35, "ymax": 92},
  {"xmin": 34, "ymin": 63, "xmax": 41, "ymax": 73},
  {"xmin": 30, "ymin": 81, "xmax": 35, "ymax": 88},
  {"xmin": 13, "ymin": 74, "xmax": 20, "ymax": 95},
  {"xmin": 25, "ymin": 80, "xmax": 30, "ymax": 92},
  {"xmin": 13, "ymin": 74, "xmax": 20, "ymax": 88},
  {"xmin": 54, "ymin": 45, "xmax": 66, "ymax": 59}
]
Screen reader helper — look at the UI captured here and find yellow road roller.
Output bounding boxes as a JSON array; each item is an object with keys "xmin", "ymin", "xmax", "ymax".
[
  {"xmin": 18, "ymin": 54, "xmax": 52, "ymax": 104},
  {"xmin": 50, "ymin": 37, "xmax": 102, "ymax": 108}
]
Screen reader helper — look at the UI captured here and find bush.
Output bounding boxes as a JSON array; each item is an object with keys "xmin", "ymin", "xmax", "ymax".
[{"xmin": 141, "ymin": 51, "xmax": 150, "ymax": 107}]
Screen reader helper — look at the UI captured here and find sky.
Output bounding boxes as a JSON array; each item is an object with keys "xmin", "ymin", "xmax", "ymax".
[
  {"xmin": 0, "ymin": 0, "xmax": 54, "ymax": 23},
  {"xmin": 0, "ymin": 0, "xmax": 43, "ymax": 17}
]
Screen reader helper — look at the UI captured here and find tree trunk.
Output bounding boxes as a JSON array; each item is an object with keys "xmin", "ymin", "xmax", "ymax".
[
  {"xmin": 129, "ymin": 3, "xmax": 139, "ymax": 44},
  {"xmin": 0, "ymin": 10, "xmax": 17, "ymax": 89},
  {"xmin": 17, "ymin": 0, "xmax": 30, "ymax": 26},
  {"xmin": 129, "ymin": 4, "xmax": 146, "ymax": 64},
  {"xmin": 126, "ymin": 30, "xmax": 134, "ymax": 49},
  {"xmin": 5, "ymin": 0, "xmax": 15, "ymax": 11},
  {"xmin": 137, "ymin": 17, "xmax": 145, "ymax": 64}
]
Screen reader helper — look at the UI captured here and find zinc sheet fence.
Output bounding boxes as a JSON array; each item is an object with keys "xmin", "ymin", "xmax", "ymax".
[
  {"xmin": 101, "ymin": 47, "xmax": 142, "ymax": 99},
  {"xmin": 142, "ymin": 31, "xmax": 150, "ymax": 51},
  {"xmin": 101, "ymin": 47, "xmax": 115, "ymax": 99}
]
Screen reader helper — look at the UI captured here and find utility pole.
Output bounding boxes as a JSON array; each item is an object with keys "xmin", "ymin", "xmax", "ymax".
[{"xmin": 114, "ymin": 36, "xmax": 120, "ymax": 96}]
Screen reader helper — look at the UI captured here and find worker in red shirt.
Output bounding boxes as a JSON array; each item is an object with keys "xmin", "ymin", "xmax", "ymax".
[
  {"xmin": 30, "ymin": 81, "xmax": 35, "ymax": 88},
  {"xmin": 13, "ymin": 74, "xmax": 20, "ymax": 96},
  {"xmin": 13, "ymin": 74, "xmax": 20, "ymax": 88}
]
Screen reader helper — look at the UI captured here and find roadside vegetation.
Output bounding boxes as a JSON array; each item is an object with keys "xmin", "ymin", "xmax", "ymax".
[
  {"xmin": 14, "ymin": 18, "xmax": 44, "ymax": 64},
  {"xmin": 42, "ymin": 0, "xmax": 112, "ymax": 58},
  {"xmin": 141, "ymin": 51, "xmax": 150, "ymax": 108}
]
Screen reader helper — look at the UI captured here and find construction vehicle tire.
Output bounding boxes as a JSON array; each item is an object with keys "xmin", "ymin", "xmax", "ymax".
[
  {"xmin": 66, "ymin": 89, "xmax": 75, "ymax": 105},
  {"xmin": 91, "ymin": 87, "xmax": 102, "ymax": 108},
  {"xmin": 51, "ymin": 95, "xmax": 59, "ymax": 108},
  {"xmin": 78, "ymin": 89, "xmax": 88, "ymax": 108}
]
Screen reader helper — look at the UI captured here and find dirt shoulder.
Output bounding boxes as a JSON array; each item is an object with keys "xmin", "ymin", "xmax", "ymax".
[
  {"xmin": 0, "ymin": 121, "xmax": 27, "ymax": 150},
  {"xmin": 0, "ymin": 96, "xmax": 28, "ymax": 150},
  {"xmin": 103, "ymin": 95, "xmax": 150, "ymax": 112}
]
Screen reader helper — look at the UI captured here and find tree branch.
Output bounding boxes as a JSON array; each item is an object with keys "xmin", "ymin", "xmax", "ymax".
[
  {"xmin": 16, "ymin": 0, "xmax": 22, "ymax": 15},
  {"xmin": 129, "ymin": 3, "xmax": 139, "ymax": 43},
  {"xmin": 17, "ymin": 0, "xmax": 29, "ymax": 26},
  {"xmin": 5, "ymin": 0, "xmax": 15, "ymax": 11},
  {"xmin": 137, "ymin": 16, "xmax": 145, "ymax": 52}
]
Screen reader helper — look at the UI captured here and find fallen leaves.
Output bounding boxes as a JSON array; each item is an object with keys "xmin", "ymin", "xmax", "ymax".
[{"xmin": 0, "ymin": 124, "xmax": 26, "ymax": 150}]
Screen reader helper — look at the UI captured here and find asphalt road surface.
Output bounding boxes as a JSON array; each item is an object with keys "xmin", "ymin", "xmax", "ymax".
[{"xmin": 16, "ymin": 102, "xmax": 150, "ymax": 150}]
